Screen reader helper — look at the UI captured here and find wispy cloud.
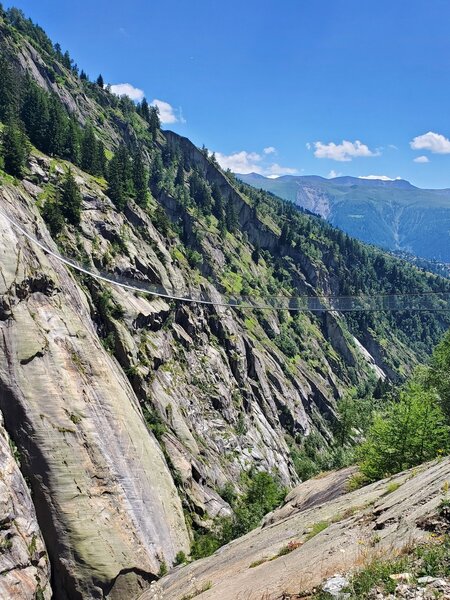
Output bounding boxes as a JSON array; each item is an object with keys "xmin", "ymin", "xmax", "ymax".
[
  {"xmin": 413, "ymin": 155, "xmax": 430, "ymax": 163},
  {"xmin": 410, "ymin": 131, "xmax": 450, "ymax": 154},
  {"xmin": 310, "ymin": 139, "xmax": 380, "ymax": 162},
  {"xmin": 358, "ymin": 175, "xmax": 401, "ymax": 181},
  {"xmin": 110, "ymin": 83, "xmax": 145, "ymax": 102},
  {"xmin": 151, "ymin": 99, "xmax": 185, "ymax": 124},
  {"xmin": 328, "ymin": 170, "xmax": 342, "ymax": 178},
  {"xmin": 263, "ymin": 146, "xmax": 276, "ymax": 155},
  {"xmin": 215, "ymin": 149, "xmax": 298, "ymax": 176}
]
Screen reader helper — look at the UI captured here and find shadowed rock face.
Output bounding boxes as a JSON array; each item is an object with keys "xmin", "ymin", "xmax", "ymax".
[
  {"xmin": 0, "ymin": 187, "xmax": 190, "ymax": 599},
  {"xmin": 0, "ymin": 412, "xmax": 52, "ymax": 599},
  {"xmin": 142, "ymin": 458, "xmax": 450, "ymax": 600}
]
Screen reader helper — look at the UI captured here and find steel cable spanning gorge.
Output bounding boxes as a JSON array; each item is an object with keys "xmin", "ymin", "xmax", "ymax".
[{"xmin": 1, "ymin": 208, "xmax": 450, "ymax": 312}]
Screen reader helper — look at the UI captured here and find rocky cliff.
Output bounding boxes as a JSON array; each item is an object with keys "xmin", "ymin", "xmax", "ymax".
[{"xmin": 0, "ymin": 412, "xmax": 51, "ymax": 599}]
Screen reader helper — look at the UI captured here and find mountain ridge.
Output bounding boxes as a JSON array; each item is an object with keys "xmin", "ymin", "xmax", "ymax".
[{"xmin": 237, "ymin": 172, "xmax": 450, "ymax": 262}]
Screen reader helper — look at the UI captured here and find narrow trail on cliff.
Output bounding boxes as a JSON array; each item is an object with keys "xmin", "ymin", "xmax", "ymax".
[{"xmin": 1, "ymin": 208, "xmax": 450, "ymax": 312}]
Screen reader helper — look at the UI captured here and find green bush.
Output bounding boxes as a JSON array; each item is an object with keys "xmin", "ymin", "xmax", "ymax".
[
  {"xmin": 191, "ymin": 471, "xmax": 286, "ymax": 559},
  {"xmin": 357, "ymin": 380, "xmax": 450, "ymax": 482}
]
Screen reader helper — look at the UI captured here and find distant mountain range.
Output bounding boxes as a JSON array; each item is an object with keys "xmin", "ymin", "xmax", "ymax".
[{"xmin": 237, "ymin": 173, "xmax": 450, "ymax": 263}]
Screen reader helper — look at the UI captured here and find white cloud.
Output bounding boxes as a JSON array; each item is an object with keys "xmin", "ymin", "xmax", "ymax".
[
  {"xmin": 413, "ymin": 155, "xmax": 430, "ymax": 163},
  {"xmin": 265, "ymin": 163, "xmax": 298, "ymax": 176},
  {"xmin": 263, "ymin": 146, "xmax": 276, "ymax": 155},
  {"xmin": 358, "ymin": 175, "xmax": 401, "ymax": 181},
  {"xmin": 110, "ymin": 83, "xmax": 145, "ymax": 102},
  {"xmin": 328, "ymin": 170, "xmax": 342, "ymax": 178},
  {"xmin": 311, "ymin": 139, "xmax": 380, "ymax": 162},
  {"xmin": 215, "ymin": 149, "xmax": 298, "ymax": 176},
  {"xmin": 410, "ymin": 131, "xmax": 450, "ymax": 154},
  {"xmin": 215, "ymin": 150, "xmax": 263, "ymax": 174},
  {"xmin": 151, "ymin": 99, "xmax": 183, "ymax": 124}
]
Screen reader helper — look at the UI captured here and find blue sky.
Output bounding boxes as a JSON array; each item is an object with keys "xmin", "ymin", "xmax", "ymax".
[{"xmin": 5, "ymin": 0, "xmax": 450, "ymax": 188}]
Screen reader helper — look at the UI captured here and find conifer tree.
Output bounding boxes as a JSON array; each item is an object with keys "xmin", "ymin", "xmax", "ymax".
[
  {"xmin": 21, "ymin": 82, "xmax": 49, "ymax": 149},
  {"xmin": 225, "ymin": 200, "xmax": 238, "ymax": 232},
  {"xmin": 0, "ymin": 53, "xmax": 19, "ymax": 120},
  {"xmin": 132, "ymin": 150, "xmax": 148, "ymax": 206},
  {"xmin": 46, "ymin": 97, "xmax": 67, "ymax": 156},
  {"xmin": 60, "ymin": 168, "xmax": 82, "ymax": 225},
  {"xmin": 140, "ymin": 98, "xmax": 150, "ymax": 122},
  {"xmin": 42, "ymin": 194, "xmax": 64, "ymax": 237},
  {"xmin": 107, "ymin": 153, "xmax": 126, "ymax": 210},
  {"xmin": 175, "ymin": 162, "xmax": 185, "ymax": 187},
  {"xmin": 93, "ymin": 139, "xmax": 107, "ymax": 177},
  {"xmin": 148, "ymin": 106, "xmax": 160, "ymax": 138},
  {"xmin": 251, "ymin": 244, "xmax": 260, "ymax": 265},
  {"xmin": 62, "ymin": 50, "xmax": 72, "ymax": 69},
  {"xmin": 64, "ymin": 119, "xmax": 81, "ymax": 165},
  {"xmin": 80, "ymin": 125, "xmax": 97, "ymax": 173},
  {"xmin": 149, "ymin": 150, "xmax": 164, "ymax": 194},
  {"xmin": 1, "ymin": 119, "xmax": 29, "ymax": 178},
  {"xmin": 96, "ymin": 74, "xmax": 104, "ymax": 88}
]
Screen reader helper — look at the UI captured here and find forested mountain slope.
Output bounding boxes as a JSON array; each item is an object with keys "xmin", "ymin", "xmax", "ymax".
[
  {"xmin": 237, "ymin": 172, "xmax": 450, "ymax": 263},
  {"xmin": 0, "ymin": 6, "xmax": 449, "ymax": 599}
]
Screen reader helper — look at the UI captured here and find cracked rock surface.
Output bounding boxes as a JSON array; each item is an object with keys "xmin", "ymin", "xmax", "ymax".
[
  {"xmin": 142, "ymin": 458, "xmax": 450, "ymax": 600},
  {"xmin": 0, "ymin": 412, "xmax": 51, "ymax": 599}
]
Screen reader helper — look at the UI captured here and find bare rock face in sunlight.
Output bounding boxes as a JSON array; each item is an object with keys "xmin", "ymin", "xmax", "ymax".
[
  {"xmin": 0, "ymin": 186, "xmax": 190, "ymax": 599},
  {"xmin": 141, "ymin": 458, "xmax": 450, "ymax": 600}
]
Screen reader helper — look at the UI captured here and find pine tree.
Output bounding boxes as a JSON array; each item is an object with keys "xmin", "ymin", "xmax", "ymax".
[
  {"xmin": 80, "ymin": 125, "xmax": 97, "ymax": 173},
  {"xmin": 60, "ymin": 168, "xmax": 82, "ymax": 225},
  {"xmin": 0, "ymin": 53, "xmax": 19, "ymax": 120},
  {"xmin": 225, "ymin": 200, "xmax": 238, "ymax": 232},
  {"xmin": 1, "ymin": 119, "xmax": 29, "ymax": 178},
  {"xmin": 45, "ymin": 97, "xmax": 67, "ymax": 156},
  {"xmin": 64, "ymin": 119, "xmax": 81, "ymax": 165},
  {"xmin": 189, "ymin": 170, "xmax": 213, "ymax": 213},
  {"xmin": 107, "ymin": 153, "xmax": 125, "ymax": 210},
  {"xmin": 62, "ymin": 50, "xmax": 72, "ymax": 69},
  {"xmin": 132, "ymin": 150, "xmax": 148, "ymax": 207},
  {"xmin": 148, "ymin": 106, "xmax": 160, "ymax": 137},
  {"xmin": 42, "ymin": 195, "xmax": 64, "ymax": 237},
  {"xmin": 149, "ymin": 150, "xmax": 163, "ymax": 194},
  {"xmin": 251, "ymin": 244, "xmax": 260, "ymax": 265},
  {"xmin": 140, "ymin": 98, "xmax": 150, "ymax": 122},
  {"xmin": 175, "ymin": 162, "xmax": 185, "ymax": 187},
  {"xmin": 96, "ymin": 74, "xmax": 104, "ymax": 88},
  {"xmin": 96, "ymin": 139, "xmax": 107, "ymax": 177},
  {"xmin": 80, "ymin": 70, "xmax": 88, "ymax": 81},
  {"xmin": 21, "ymin": 82, "xmax": 49, "ymax": 149}
]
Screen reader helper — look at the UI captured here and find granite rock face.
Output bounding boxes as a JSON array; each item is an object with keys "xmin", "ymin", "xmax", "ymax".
[
  {"xmin": 0, "ymin": 412, "xmax": 52, "ymax": 599},
  {"xmin": 142, "ymin": 458, "xmax": 450, "ymax": 600},
  {"xmin": 0, "ymin": 185, "xmax": 190, "ymax": 599}
]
